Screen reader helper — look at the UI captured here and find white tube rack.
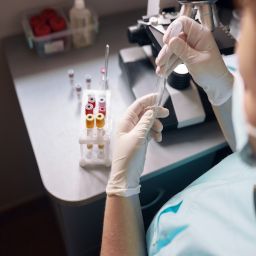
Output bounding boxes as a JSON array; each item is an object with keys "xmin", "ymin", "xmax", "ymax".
[{"xmin": 79, "ymin": 89, "xmax": 112, "ymax": 167}]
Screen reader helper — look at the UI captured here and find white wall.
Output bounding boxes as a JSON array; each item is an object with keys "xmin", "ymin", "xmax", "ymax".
[{"xmin": 0, "ymin": 0, "xmax": 147, "ymax": 211}]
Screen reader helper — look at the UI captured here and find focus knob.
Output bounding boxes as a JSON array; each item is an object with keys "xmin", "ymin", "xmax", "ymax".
[{"xmin": 167, "ymin": 64, "xmax": 191, "ymax": 90}]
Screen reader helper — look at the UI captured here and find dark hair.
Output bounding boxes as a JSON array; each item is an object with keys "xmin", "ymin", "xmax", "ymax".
[{"xmin": 216, "ymin": 0, "xmax": 235, "ymax": 10}]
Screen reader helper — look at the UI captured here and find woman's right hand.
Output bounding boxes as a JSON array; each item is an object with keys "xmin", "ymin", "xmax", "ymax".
[{"xmin": 156, "ymin": 16, "xmax": 233, "ymax": 106}]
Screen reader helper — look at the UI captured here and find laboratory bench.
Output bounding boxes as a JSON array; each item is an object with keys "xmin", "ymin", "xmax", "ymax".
[{"xmin": 4, "ymin": 9, "xmax": 229, "ymax": 256}]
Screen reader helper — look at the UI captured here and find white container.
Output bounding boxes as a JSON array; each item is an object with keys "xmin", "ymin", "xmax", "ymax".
[
  {"xmin": 22, "ymin": 5, "xmax": 99, "ymax": 57},
  {"xmin": 22, "ymin": 7, "xmax": 72, "ymax": 57},
  {"xmin": 79, "ymin": 89, "xmax": 112, "ymax": 168},
  {"xmin": 69, "ymin": 0, "xmax": 94, "ymax": 48}
]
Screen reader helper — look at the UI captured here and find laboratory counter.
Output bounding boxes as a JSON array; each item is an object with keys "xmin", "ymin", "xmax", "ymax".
[
  {"xmin": 4, "ymin": 10, "xmax": 228, "ymax": 256},
  {"xmin": 4, "ymin": 10, "xmax": 226, "ymax": 205}
]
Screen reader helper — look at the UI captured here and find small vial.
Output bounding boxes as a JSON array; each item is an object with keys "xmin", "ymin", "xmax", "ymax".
[
  {"xmin": 85, "ymin": 103, "xmax": 94, "ymax": 115},
  {"xmin": 95, "ymin": 113, "xmax": 105, "ymax": 137},
  {"xmin": 88, "ymin": 96, "xmax": 96, "ymax": 108},
  {"xmin": 68, "ymin": 69, "xmax": 75, "ymax": 88},
  {"xmin": 75, "ymin": 83, "xmax": 82, "ymax": 102},
  {"xmin": 96, "ymin": 102, "xmax": 106, "ymax": 158},
  {"xmin": 97, "ymin": 107, "xmax": 106, "ymax": 159},
  {"xmin": 86, "ymin": 114, "xmax": 94, "ymax": 129},
  {"xmin": 99, "ymin": 67, "xmax": 108, "ymax": 90},
  {"xmin": 99, "ymin": 107, "xmax": 106, "ymax": 116},
  {"xmin": 85, "ymin": 75, "xmax": 92, "ymax": 89},
  {"xmin": 86, "ymin": 114, "xmax": 94, "ymax": 150},
  {"xmin": 96, "ymin": 113, "xmax": 105, "ymax": 129},
  {"xmin": 98, "ymin": 97, "xmax": 106, "ymax": 109}
]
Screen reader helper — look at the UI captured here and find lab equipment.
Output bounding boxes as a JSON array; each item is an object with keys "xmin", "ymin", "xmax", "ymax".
[
  {"xmin": 99, "ymin": 107, "xmax": 106, "ymax": 116},
  {"xmin": 75, "ymin": 83, "xmax": 82, "ymax": 103},
  {"xmin": 96, "ymin": 113, "xmax": 105, "ymax": 159},
  {"xmin": 96, "ymin": 113, "xmax": 105, "ymax": 128},
  {"xmin": 79, "ymin": 44, "xmax": 112, "ymax": 168},
  {"xmin": 119, "ymin": 0, "xmax": 236, "ymax": 130},
  {"xmin": 179, "ymin": 0, "xmax": 219, "ymax": 31},
  {"xmin": 22, "ymin": 2, "xmax": 99, "ymax": 56},
  {"xmin": 68, "ymin": 69, "xmax": 75, "ymax": 88},
  {"xmin": 85, "ymin": 114, "xmax": 94, "ymax": 159},
  {"xmin": 167, "ymin": 64, "xmax": 190, "ymax": 90},
  {"xmin": 85, "ymin": 103, "xmax": 94, "ymax": 115},
  {"xmin": 104, "ymin": 44, "xmax": 110, "ymax": 89},
  {"xmin": 79, "ymin": 88, "xmax": 111, "ymax": 167},
  {"xmin": 98, "ymin": 45, "xmax": 110, "ymax": 91},
  {"xmin": 154, "ymin": 21, "xmax": 183, "ymax": 106},
  {"xmin": 158, "ymin": 16, "xmax": 233, "ymax": 106},
  {"xmin": 127, "ymin": 0, "xmax": 235, "ymax": 54},
  {"xmin": 22, "ymin": 7, "xmax": 71, "ymax": 56},
  {"xmin": 88, "ymin": 96, "xmax": 96, "ymax": 108},
  {"xmin": 86, "ymin": 113, "xmax": 94, "ymax": 128},
  {"xmin": 96, "ymin": 113, "xmax": 105, "ymax": 141},
  {"xmin": 98, "ymin": 97, "xmax": 106, "ymax": 109},
  {"xmin": 85, "ymin": 75, "xmax": 92, "ymax": 89},
  {"xmin": 69, "ymin": 0, "xmax": 93, "ymax": 48}
]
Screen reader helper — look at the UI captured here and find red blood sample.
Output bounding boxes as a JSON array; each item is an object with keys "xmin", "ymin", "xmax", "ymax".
[
  {"xmin": 40, "ymin": 8, "xmax": 58, "ymax": 21},
  {"xmin": 34, "ymin": 23, "xmax": 51, "ymax": 37},
  {"xmin": 88, "ymin": 97, "xmax": 96, "ymax": 108},
  {"xmin": 99, "ymin": 107, "xmax": 106, "ymax": 116},
  {"xmin": 29, "ymin": 15, "xmax": 45, "ymax": 28},
  {"xmin": 49, "ymin": 16, "xmax": 66, "ymax": 32},
  {"xmin": 85, "ymin": 103, "xmax": 94, "ymax": 115}
]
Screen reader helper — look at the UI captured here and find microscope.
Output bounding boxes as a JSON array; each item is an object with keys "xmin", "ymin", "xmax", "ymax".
[
  {"xmin": 119, "ymin": 0, "xmax": 236, "ymax": 130},
  {"xmin": 179, "ymin": 0, "xmax": 219, "ymax": 31}
]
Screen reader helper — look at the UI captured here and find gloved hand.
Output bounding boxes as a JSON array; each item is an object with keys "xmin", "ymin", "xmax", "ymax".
[
  {"xmin": 106, "ymin": 94, "xmax": 169, "ymax": 197},
  {"xmin": 156, "ymin": 16, "xmax": 234, "ymax": 106}
]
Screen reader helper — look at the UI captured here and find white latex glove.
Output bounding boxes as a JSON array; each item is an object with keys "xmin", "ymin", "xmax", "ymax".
[
  {"xmin": 106, "ymin": 94, "xmax": 169, "ymax": 197},
  {"xmin": 156, "ymin": 16, "xmax": 234, "ymax": 106}
]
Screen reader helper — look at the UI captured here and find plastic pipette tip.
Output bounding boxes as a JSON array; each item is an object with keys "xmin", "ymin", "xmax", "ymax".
[{"xmin": 104, "ymin": 44, "xmax": 110, "ymax": 80}]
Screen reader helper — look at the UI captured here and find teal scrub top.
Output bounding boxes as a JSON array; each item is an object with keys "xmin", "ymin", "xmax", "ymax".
[{"xmin": 147, "ymin": 153, "xmax": 256, "ymax": 255}]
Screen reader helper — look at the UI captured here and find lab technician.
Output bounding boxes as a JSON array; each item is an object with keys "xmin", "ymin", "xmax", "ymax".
[{"xmin": 101, "ymin": 0, "xmax": 256, "ymax": 255}]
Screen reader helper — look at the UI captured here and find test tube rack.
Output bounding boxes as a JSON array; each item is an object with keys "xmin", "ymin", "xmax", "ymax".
[{"xmin": 79, "ymin": 89, "xmax": 112, "ymax": 168}]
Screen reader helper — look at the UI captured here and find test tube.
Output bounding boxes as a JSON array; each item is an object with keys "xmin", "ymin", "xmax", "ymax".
[
  {"xmin": 85, "ymin": 103, "xmax": 94, "ymax": 115},
  {"xmin": 86, "ymin": 114, "xmax": 94, "ymax": 129},
  {"xmin": 99, "ymin": 107, "xmax": 106, "ymax": 116},
  {"xmin": 85, "ymin": 75, "xmax": 92, "ymax": 89},
  {"xmin": 96, "ymin": 113, "xmax": 105, "ymax": 130},
  {"xmin": 104, "ymin": 44, "xmax": 109, "ymax": 84},
  {"xmin": 68, "ymin": 69, "xmax": 75, "ymax": 88},
  {"xmin": 96, "ymin": 113, "xmax": 105, "ymax": 158},
  {"xmin": 99, "ymin": 67, "xmax": 108, "ymax": 91},
  {"xmin": 86, "ymin": 114, "xmax": 94, "ymax": 157},
  {"xmin": 88, "ymin": 96, "xmax": 96, "ymax": 108},
  {"xmin": 98, "ymin": 97, "xmax": 106, "ymax": 109},
  {"xmin": 155, "ymin": 21, "xmax": 183, "ymax": 106},
  {"xmin": 75, "ymin": 83, "xmax": 82, "ymax": 102}
]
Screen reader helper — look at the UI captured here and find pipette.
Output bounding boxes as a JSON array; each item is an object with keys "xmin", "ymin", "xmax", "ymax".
[
  {"xmin": 103, "ymin": 44, "xmax": 110, "ymax": 89},
  {"xmin": 155, "ymin": 21, "xmax": 183, "ymax": 106}
]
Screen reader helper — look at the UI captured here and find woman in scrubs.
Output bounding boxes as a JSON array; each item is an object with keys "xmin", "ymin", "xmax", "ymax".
[{"xmin": 101, "ymin": 0, "xmax": 256, "ymax": 255}]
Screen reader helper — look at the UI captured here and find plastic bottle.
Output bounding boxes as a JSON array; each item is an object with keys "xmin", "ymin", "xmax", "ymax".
[{"xmin": 69, "ymin": 0, "xmax": 92, "ymax": 48}]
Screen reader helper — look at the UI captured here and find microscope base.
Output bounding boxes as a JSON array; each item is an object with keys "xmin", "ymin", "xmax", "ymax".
[{"xmin": 119, "ymin": 46, "xmax": 215, "ymax": 131}]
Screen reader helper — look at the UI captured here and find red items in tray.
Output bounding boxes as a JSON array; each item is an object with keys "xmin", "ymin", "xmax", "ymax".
[{"xmin": 29, "ymin": 8, "xmax": 67, "ymax": 37}]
